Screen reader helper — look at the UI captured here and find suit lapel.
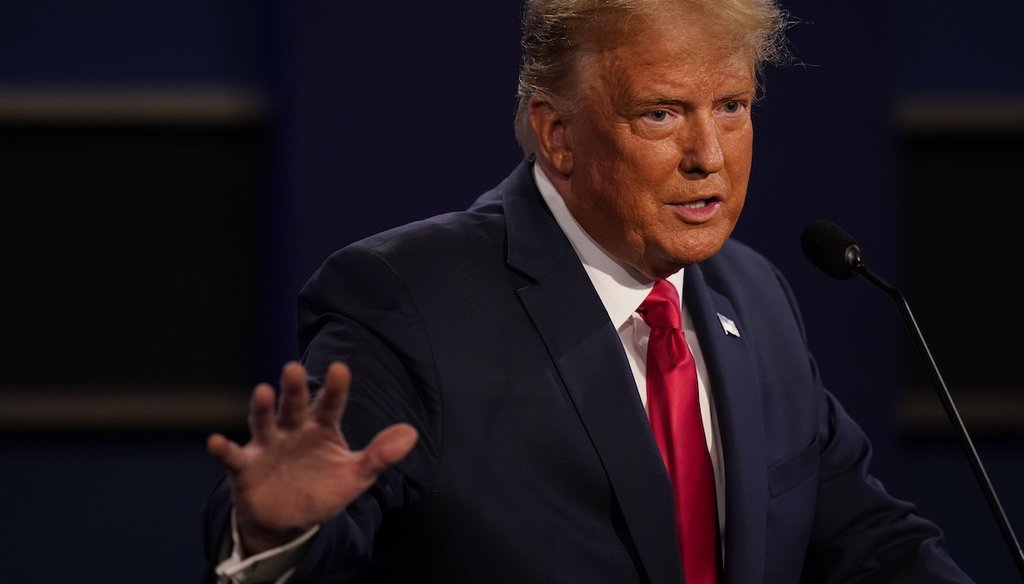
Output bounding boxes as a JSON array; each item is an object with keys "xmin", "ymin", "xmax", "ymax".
[
  {"xmin": 684, "ymin": 265, "xmax": 768, "ymax": 584},
  {"xmin": 501, "ymin": 163, "xmax": 685, "ymax": 584}
]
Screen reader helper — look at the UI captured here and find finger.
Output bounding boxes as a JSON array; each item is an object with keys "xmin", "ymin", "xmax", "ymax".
[
  {"xmin": 312, "ymin": 362, "xmax": 351, "ymax": 428},
  {"xmin": 359, "ymin": 423, "xmax": 419, "ymax": 477},
  {"xmin": 248, "ymin": 383, "xmax": 277, "ymax": 443},
  {"xmin": 277, "ymin": 361, "xmax": 311, "ymax": 430},
  {"xmin": 207, "ymin": 433, "xmax": 247, "ymax": 472}
]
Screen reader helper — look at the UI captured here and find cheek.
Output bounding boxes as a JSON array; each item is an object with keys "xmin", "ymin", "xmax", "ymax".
[
  {"xmin": 635, "ymin": 140, "xmax": 684, "ymax": 174},
  {"xmin": 724, "ymin": 128, "xmax": 754, "ymax": 172}
]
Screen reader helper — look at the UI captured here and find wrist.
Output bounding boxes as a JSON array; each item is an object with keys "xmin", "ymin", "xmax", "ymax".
[{"xmin": 237, "ymin": 515, "xmax": 314, "ymax": 556}]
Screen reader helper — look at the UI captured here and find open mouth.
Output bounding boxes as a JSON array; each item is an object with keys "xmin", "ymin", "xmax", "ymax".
[
  {"xmin": 681, "ymin": 199, "xmax": 710, "ymax": 209},
  {"xmin": 671, "ymin": 197, "xmax": 722, "ymax": 222}
]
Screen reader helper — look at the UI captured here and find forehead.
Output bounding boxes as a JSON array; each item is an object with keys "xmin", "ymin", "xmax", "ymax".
[
  {"xmin": 590, "ymin": 46, "xmax": 753, "ymax": 96},
  {"xmin": 577, "ymin": 12, "xmax": 756, "ymax": 100}
]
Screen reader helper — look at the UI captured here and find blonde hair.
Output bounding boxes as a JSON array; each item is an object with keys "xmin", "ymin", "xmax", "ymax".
[{"xmin": 514, "ymin": 0, "xmax": 791, "ymax": 154}]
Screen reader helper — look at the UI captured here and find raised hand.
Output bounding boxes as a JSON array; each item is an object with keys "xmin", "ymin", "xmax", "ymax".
[{"xmin": 207, "ymin": 361, "xmax": 418, "ymax": 555}]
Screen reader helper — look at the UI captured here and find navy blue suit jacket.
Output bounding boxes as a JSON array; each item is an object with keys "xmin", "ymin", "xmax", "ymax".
[{"xmin": 203, "ymin": 162, "xmax": 971, "ymax": 583}]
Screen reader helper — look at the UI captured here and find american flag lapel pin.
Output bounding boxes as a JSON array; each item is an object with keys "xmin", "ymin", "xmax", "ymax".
[{"xmin": 717, "ymin": 313, "xmax": 740, "ymax": 338}]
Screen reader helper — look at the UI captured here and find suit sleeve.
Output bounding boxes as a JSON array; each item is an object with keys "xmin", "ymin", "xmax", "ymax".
[
  {"xmin": 201, "ymin": 241, "xmax": 441, "ymax": 583},
  {"xmin": 765, "ymin": 262, "xmax": 973, "ymax": 583},
  {"xmin": 801, "ymin": 388, "xmax": 973, "ymax": 583}
]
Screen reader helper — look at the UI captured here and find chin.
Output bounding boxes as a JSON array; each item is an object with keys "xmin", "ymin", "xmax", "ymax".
[
  {"xmin": 669, "ymin": 234, "xmax": 728, "ymax": 265},
  {"xmin": 633, "ymin": 230, "xmax": 730, "ymax": 278}
]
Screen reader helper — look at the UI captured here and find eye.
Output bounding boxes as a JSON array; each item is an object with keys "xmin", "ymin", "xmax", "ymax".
[
  {"xmin": 644, "ymin": 109, "xmax": 673, "ymax": 123},
  {"xmin": 721, "ymin": 100, "xmax": 746, "ymax": 115}
]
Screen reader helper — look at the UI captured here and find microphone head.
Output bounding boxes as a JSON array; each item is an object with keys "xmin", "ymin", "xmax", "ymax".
[{"xmin": 801, "ymin": 220, "xmax": 864, "ymax": 279}]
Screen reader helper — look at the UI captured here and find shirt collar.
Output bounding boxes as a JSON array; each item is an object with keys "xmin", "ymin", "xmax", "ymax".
[{"xmin": 532, "ymin": 163, "xmax": 684, "ymax": 329}]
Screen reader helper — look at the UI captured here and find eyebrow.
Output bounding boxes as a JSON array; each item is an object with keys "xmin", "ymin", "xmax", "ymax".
[
  {"xmin": 630, "ymin": 89, "xmax": 755, "ymax": 109},
  {"xmin": 632, "ymin": 96, "xmax": 689, "ymax": 109}
]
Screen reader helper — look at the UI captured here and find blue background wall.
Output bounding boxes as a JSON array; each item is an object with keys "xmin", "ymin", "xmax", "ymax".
[{"xmin": 2, "ymin": 0, "xmax": 1022, "ymax": 581}]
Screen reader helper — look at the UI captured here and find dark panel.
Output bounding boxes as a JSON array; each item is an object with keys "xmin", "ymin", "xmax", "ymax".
[
  {"xmin": 0, "ymin": 0, "xmax": 270, "ymax": 84},
  {"xmin": 0, "ymin": 123, "xmax": 268, "ymax": 388},
  {"xmin": 0, "ymin": 439, "xmax": 225, "ymax": 583},
  {"xmin": 894, "ymin": 0, "xmax": 1024, "ymax": 94},
  {"xmin": 902, "ymin": 130, "xmax": 1024, "ymax": 393}
]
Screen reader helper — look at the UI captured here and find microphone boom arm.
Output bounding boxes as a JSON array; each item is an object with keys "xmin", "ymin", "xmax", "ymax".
[{"xmin": 851, "ymin": 260, "xmax": 1024, "ymax": 579}]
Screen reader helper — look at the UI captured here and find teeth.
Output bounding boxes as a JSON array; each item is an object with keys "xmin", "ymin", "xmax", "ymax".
[{"xmin": 681, "ymin": 200, "xmax": 707, "ymax": 209}]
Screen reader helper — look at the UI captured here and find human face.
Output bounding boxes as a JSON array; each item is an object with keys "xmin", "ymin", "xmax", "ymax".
[{"xmin": 545, "ymin": 16, "xmax": 756, "ymax": 279}]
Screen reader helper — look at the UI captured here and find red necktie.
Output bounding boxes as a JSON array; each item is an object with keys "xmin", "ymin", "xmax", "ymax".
[{"xmin": 638, "ymin": 280, "xmax": 718, "ymax": 584}]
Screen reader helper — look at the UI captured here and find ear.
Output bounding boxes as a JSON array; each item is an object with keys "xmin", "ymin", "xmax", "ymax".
[{"xmin": 528, "ymin": 96, "xmax": 573, "ymax": 177}]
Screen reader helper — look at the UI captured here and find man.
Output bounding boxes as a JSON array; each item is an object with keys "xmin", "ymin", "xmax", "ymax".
[{"xmin": 203, "ymin": 0, "xmax": 973, "ymax": 582}]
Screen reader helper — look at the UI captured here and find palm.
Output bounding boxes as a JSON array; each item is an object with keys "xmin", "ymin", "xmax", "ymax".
[{"xmin": 207, "ymin": 362, "xmax": 418, "ymax": 554}]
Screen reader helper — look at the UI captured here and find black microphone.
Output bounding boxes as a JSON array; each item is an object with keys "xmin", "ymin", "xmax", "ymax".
[
  {"xmin": 801, "ymin": 219, "xmax": 1024, "ymax": 580},
  {"xmin": 800, "ymin": 219, "xmax": 864, "ymax": 279}
]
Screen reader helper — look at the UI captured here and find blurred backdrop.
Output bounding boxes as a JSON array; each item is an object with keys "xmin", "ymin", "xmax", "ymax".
[{"xmin": 1, "ymin": 0, "xmax": 1023, "ymax": 581}]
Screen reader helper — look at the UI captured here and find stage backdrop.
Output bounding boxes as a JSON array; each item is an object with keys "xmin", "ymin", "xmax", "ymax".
[{"xmin": 1, "ymin": 0, "xmax": 1022, "ymax": 581}]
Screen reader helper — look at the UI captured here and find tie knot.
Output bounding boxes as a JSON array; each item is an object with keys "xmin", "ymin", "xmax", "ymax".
[{"xmin": 638, "ymin": 280, "xmax": 682, "ymax": 330}]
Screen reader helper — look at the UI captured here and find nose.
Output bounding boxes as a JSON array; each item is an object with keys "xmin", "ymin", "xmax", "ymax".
[{"xmin": 678, "ymin": 113, "xmax": 724, "ymax": 178}]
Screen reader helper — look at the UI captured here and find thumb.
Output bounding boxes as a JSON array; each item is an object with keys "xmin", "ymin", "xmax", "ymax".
[{"xmin": 360, "ymin": 423, "xmax": 419, "ymax": 476}]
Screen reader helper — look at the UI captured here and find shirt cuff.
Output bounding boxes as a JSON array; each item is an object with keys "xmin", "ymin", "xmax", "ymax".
[{"xmin": 214, "ymin": 510, "xmax": 320, "ymax": 584}]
